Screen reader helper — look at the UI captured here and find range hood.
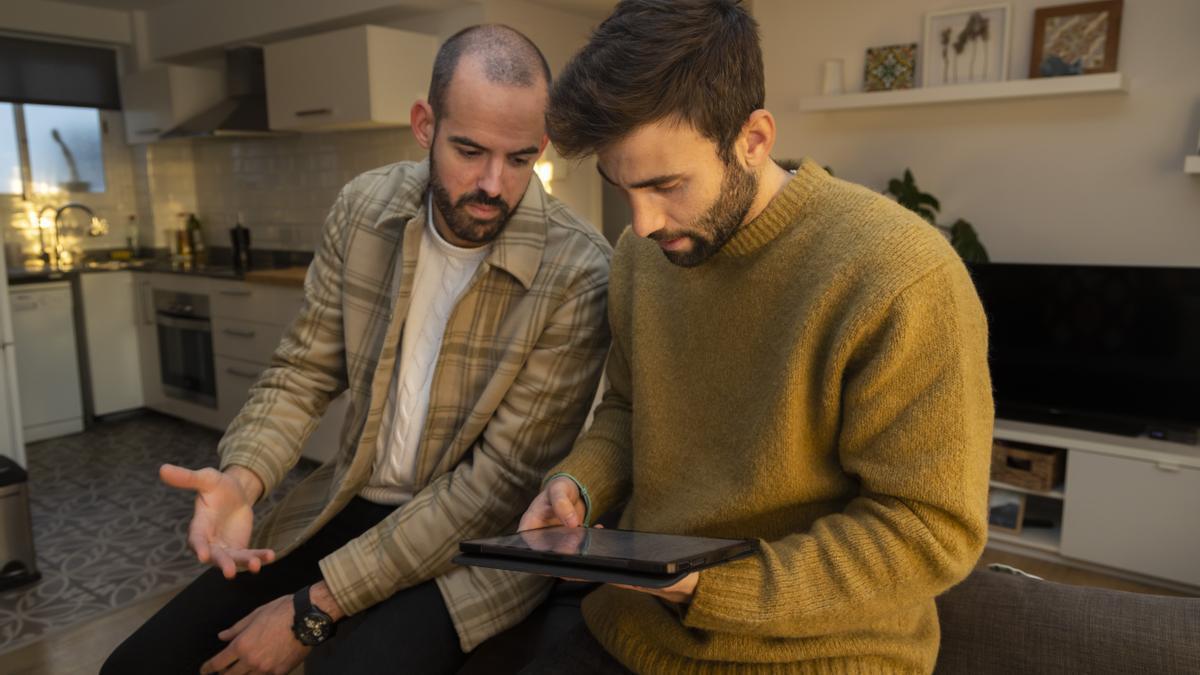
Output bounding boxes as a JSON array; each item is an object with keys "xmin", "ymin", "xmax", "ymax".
[{"xmin": 162, "ymin": 47, "xmax": 289, "ymax": 139}]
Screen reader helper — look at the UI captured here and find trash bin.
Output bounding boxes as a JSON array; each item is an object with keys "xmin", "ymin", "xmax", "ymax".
[{"xmin": 0, "ymin": 456, "xmax": 40, "ymax": 591}]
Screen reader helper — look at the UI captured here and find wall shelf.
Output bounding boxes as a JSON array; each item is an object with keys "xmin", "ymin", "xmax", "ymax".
[
  {"xmin": 799, "ymin": 72, "xmax": 1128, "ymax": 112},
  {"xmin": 1186, "ymin": 155, "xmax": 1200, "ymax": 174}
]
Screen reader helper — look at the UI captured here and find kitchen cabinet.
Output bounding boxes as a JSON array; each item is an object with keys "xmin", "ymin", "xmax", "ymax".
[
  {"xmin": 264, "ymin": 26, "xmax": 436, "ymax": 132},
  {"xmin": 79, "ymin": 272, "xmax": 143, "ymax": 416},
  {"xmin": 9, "ymin": 282, "xmax": 84, "ymax": 442},
  {"xmin": 137, "ymin": 274, "xmax": 343, "ymax": 463},
  {"xmin": 120, "ymin": 64, "xmax": 225, "ymax": 144}
]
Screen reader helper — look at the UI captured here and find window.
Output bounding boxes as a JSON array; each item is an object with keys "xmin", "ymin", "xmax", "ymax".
[
  {"xmin": 0, "ymin": 104, "xmax": 21, "ymax": 195},
  {"xmin": 24, "ymin": 104, "xmax": 106, "ymax": 194},
  {"xmin": 0, "ymin": 104, "xmax": 107, "ymax": 196}
]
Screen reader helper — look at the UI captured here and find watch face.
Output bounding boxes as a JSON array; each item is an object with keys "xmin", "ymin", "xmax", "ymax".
[{"xmin": 297, "ymin": 613, "xmax": 333, "ymax": 646}]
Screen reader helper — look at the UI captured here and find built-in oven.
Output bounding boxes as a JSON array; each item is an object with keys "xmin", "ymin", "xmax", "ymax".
[{"xmin": 154, "ymin": 289, "xmax": 216, "ymax": 408}]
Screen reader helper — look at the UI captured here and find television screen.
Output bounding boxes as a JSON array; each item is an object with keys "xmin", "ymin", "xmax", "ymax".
[{"xmin": 967, "ymin": 263, "xmax": 1200, "ymax": 435}]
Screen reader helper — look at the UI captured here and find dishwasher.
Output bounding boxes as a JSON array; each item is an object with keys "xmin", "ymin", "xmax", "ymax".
[{"xmin": 8, "ymin": 282, "xmax": 84, "ymax": 443}]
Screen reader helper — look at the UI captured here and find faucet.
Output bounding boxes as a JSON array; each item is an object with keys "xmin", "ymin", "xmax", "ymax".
[
  {"xmin": 35, "ymin": 205, "xmax": 56, "ymax": 266},
  {"xmin": 54, "ymin": 202, "xmax": 101, "ymax": 268}
]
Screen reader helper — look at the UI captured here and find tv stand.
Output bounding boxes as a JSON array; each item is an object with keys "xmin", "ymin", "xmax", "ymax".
[{"xmin": 989, "ymin": 418, "xmax": 1200, "ymax": 592}]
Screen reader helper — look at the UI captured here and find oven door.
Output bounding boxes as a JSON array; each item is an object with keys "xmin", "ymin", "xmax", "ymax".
[{"xmin": 156, "ymin": 312, "xmax": 217, "ymax": 408}]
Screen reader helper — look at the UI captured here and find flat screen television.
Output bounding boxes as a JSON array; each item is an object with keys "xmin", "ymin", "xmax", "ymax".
[{"xmin": 966, "ymin": 263, "xmax": 1200, "ymax": 438}]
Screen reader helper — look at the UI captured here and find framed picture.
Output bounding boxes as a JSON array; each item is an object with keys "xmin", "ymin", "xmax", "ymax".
[
  {"xmin": 922, "ymin": 3, "xmax": 1012, "ymax": 87},
  {"xmin": 1030, "ymin": 0, "xmax": 1123, "ymax": 78},
  {"xmin": 864, "ymin": 43, "xmax": 918, "ymax": 91},
  {"xmin": 988, "ymin": 488, "xmax": 1026, "ymax": 534}
]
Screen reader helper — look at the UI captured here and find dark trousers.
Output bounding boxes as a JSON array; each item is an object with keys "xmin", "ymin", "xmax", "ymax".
[
  {"xmin": 102, "ymin": 497, "xmax": 466, "ymax": 675},
  {"xmin": 458, "ymin": 582, "xmax": 631, "ymax": 675}
]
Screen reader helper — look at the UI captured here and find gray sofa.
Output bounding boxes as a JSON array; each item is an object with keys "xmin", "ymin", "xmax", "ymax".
[
  {"xmin": 935, "ymin": 567, "xmax": 1200, "ymax": 674},
  {"xmin": 460, "ymin": 567, "xmax": 1200, "ymax": 673}
]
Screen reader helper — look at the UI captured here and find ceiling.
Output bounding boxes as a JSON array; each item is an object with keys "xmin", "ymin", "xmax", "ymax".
[
  {"xmin": 43, "ymin": 0, "xmax": 617, "ymax": 19},
  {"xmin": 40, "ymin": 0, "xmax": 184, "ymax": 10}
]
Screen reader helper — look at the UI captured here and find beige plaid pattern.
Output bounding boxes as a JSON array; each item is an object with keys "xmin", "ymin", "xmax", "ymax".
[{"xmin": 217, "ymin": 160, "xmax": 612, "ymax": 649}]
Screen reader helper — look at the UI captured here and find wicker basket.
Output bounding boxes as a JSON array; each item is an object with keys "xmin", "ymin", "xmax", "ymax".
[{"xmin": 991, "ymin": 442, "xmax": 1066, "ymax": 492}]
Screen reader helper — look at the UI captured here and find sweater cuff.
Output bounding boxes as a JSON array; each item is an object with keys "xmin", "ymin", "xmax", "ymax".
[
  {"xmin": 680, "ymin": 553, "xmax": 763, "ymax": 632},
  {"xmin": 543, "ymin": 472, "xmax": 592, "ymax": 526}
]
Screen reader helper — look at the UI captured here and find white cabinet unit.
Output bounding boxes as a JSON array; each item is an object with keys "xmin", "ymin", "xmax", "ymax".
[
  {"xmin": 138, "ymin": 274, "xmax": 343, "ymax": 463},
  {"xmin": 265, "ymin": 26, "xmax": 436, "ymax": 132},
  {"xmin": 79, "ymin": 272, "xmax": 144, "ymax": 416},
  {"xmin": 989, "ymin": 419, "xmax": 1200, "ymax": 591},
  {"xmin": 120, "ymin": 65, "xmax": 225, "ymax": 144},
  {"xmin": 1060, "ymin": 451, "xmax": 1200, "ymax": 587},
  {"xmin": 9, "ymin": 283, "xmax": 84, "ymax": 442}
]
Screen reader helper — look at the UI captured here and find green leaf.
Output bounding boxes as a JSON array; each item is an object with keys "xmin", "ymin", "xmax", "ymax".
[{"xmin": 949, "ymin": 219, "xmax": 990, "ymax": 262}]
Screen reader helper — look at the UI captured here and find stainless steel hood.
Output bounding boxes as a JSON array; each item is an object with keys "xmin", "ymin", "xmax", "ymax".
[{"xmin": 162, "ymin": 47, "xmax": 290, "ymax": 139}]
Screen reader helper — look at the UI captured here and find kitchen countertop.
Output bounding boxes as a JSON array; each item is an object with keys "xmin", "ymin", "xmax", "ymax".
[{"xmin": 7, "ymin": 250, "xmax": 313, "ymax": 287}]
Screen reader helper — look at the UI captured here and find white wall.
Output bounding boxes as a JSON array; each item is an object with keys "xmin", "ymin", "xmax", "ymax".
[
  {"xmin": 757, "ymin": 0, "xmax": 1200, "ymax": 266},
  {"xmin": 483, "ymin": 0, "xmax": 602, "ymax": 228}
]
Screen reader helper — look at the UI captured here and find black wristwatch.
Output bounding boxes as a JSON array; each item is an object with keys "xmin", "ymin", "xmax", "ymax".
[{"xmin": 292, "ymin": 585, "xmax": 337, "ymax": 646}]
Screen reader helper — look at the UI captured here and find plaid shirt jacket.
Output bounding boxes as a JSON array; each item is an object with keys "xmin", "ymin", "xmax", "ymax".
[{"xmin": 217, "ymin": 160, "xmax": 612, "ymax": 650}]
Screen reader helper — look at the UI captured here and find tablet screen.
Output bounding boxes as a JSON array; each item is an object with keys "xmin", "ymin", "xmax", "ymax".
[{"xmin": 473, "ymin": 526, "xmax": 750, "ymax": 566}]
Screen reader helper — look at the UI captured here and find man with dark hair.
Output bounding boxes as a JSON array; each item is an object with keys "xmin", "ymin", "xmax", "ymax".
[
  {"xmin": 103, "ymin": 24, "xmax": 611, "ymax": 675},
  {"xmin": 514, "ymin": 1, "xmax": 994, "ymax": 672}
]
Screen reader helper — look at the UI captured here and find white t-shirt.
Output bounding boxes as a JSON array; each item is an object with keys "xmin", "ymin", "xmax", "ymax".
[{"xmin": 361, "ymin": 196, "xmax": 491, "ymax": 504}]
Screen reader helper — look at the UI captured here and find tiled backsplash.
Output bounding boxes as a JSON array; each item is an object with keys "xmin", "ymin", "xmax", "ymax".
[
  {"xmin": 187, "ymin": 129, "xmax": 424, "ymax": 251},
  {"xmin": 2, "ymin": 110, "xmax": 427, "ymax": 265},
  {"xmin": 2, "ymin": 111, "xmax": 142, "ymax": 265}
]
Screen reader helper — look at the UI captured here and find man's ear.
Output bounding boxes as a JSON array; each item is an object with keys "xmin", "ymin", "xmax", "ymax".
[
  {"xmin": 738, "ymin": 109, "xmax": 777, "ymax": 170},
  {"xmin": 411, "ymin": 100, "xmax": 435, "ymax": 150}
]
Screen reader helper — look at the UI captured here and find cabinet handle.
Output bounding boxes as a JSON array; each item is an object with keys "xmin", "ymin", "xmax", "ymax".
[
  {"xmin": 135, "ymin": 127, "xmax": 161, "ymax": 135},
  {"xmin": 222, "ymin": 328, "xmax": 256, "ymax": 338},
  {"xmin": 219, "ymin": 289, "xmax": 253, "ymax": 297},
  {"xmin": 226, "ymin": 367, "xmax": 261, "ymax": 379},
  {"xmin": 295, "ymin": 108, "xmax": 333, "ymax": 117},
  {"xmin": 1155, "ymin": 462, "xmax": 1183, "ymax": 473}
]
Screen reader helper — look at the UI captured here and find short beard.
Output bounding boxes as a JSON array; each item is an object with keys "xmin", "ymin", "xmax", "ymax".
[
  {"xmin": 650, "ymin": 161, "xmax": 757, "ymax": 267},
  {"xmin": 428, "ymin": 144, "xmax": 513, "ymax": 245}
]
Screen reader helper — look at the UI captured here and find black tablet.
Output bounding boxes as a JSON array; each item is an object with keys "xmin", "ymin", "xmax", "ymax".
[{"xmin": 457, "ymin": 526, "xmax": 755, "ymax": 581}]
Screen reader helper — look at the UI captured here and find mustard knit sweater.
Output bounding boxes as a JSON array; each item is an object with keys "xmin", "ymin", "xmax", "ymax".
[{"xmin": 549, "ymin": 160, "xmax": 995, "ymax": 674}]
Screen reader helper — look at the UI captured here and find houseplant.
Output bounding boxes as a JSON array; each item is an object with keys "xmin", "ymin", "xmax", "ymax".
[{"xmin": 886, "ymin": 168, "xmax": 989, "ymax": 262}]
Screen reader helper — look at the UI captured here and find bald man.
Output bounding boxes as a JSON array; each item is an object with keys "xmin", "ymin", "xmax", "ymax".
[{"xmin": 102, "ymin": 25, "xmax": 611, "ymax": 675}]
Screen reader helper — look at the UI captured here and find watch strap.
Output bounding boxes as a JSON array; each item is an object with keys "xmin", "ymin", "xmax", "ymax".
[{"xmin": 292, "ymin": 584, "xmax": 336, "ymax": 646}]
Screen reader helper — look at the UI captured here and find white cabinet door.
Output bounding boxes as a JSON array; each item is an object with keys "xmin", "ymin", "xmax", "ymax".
[
  {"xmin": 265, "ymin": 26, "xmax": 435, "ymax": 132},
  {"xmin": 212, "ymin": 317, "xmax": 289, "ymax": 365},
  {"xmin": 9, "ymin": 283, "xmax": 83, "ymax": 442},
  {"xmin": 215, "ymin": 355, "xmax": 265, "ymax": 431},
  {"xmin": 120, "ymin": 65, "xmax": 225, "ymax": 144},
  {"xmin": 210, "ymin": 280, "xmax": 302, "ymax": 326},
  {"xmin": 1061, "ymin": 450, "xmax": 1200, "ymax": 586},
  {"xmin": 80, "ymin": 272, "xmax": 144, "ymax": 416}
]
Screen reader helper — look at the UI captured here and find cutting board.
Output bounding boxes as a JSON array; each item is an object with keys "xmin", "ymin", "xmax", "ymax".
[{"xmin": 243, "ymin": 266, "xmax": 308, "ymax": 287}]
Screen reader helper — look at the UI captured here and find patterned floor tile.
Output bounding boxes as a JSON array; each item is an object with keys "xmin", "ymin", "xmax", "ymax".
[{"xmin": 0, "ymin": 412, "xmax": 316, "ymax": 655}]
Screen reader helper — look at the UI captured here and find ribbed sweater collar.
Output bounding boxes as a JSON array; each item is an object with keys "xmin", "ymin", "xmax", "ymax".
[{"xmin": 719, "ymin": 159, "xmax": 826, "ymax": 259}]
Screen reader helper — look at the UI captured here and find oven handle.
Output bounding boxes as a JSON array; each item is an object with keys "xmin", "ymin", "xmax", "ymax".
[{"xmin": 156, "ymin": 313, "xmax": 212, "ymax": 332}]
